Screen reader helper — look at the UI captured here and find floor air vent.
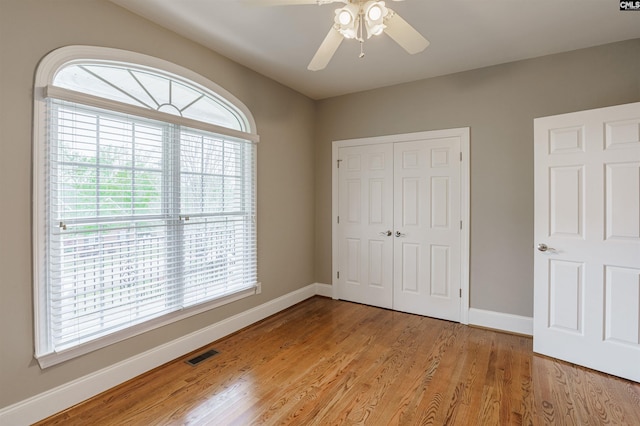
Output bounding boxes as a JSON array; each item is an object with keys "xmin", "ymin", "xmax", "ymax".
[{"xmin": 185, "ymin": 349, "xmax": 219, "ymax": 366}]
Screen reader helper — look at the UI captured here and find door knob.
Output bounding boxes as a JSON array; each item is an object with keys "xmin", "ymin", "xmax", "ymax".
[
  {"xmin": 537, "ymin": 243, "xmax": 555, "ymax": 252},
  {"xmin": 379, "ymin": 230, "xmax": 392, "ymax": 237},
  {"xmin": 395, "ymin": 231, "xmax": 406, "ymax": 237}
]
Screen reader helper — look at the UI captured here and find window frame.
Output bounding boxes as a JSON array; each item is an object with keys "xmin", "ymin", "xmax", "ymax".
[{"xmin": 33, "ymin": 46, "xmax": 260, "ymax": 368}]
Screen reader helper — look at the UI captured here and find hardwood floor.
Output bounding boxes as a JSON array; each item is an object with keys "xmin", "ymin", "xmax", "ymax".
[{"xmin": 37, "ymin": 297, "xmax": 640, "ymax": 425}]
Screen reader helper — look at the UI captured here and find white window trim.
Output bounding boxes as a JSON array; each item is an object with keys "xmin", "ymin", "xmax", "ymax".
[{"xmin": 33, "ymin": 46, "xmax": 260, "ymax": 368}]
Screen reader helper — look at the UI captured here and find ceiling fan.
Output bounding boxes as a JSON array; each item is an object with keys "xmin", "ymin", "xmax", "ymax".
[{"xmin": 249, "ymin": 0, "xmax": 429, "ymax": 71}]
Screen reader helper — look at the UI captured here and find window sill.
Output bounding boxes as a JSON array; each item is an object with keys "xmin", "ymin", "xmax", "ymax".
[{"xmin": 35, "ymin": 283, "xmax": 261, "ymax": 369}]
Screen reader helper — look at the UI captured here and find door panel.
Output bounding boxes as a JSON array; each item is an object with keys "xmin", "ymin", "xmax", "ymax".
[
  {"xmin": 430, "ymin": 245, "xmax": 450, "ymax": 297},
  {"xmin": 534, "ymin": 102, "xmax": 640, "ymax": 382},
  {"xmin": 393, "ymin": 138, "xmax": 461, "ymax": 321},
  {"xmin": 548, "ymin": 259, "xmax": 583, "ymax": 333},
  {"xmin": 401, "ymin": 178, "xmax": 420, "ymax": 226},
  {"xmin": 549, "ymin": 166, "xmax": 584, "ymax": 237},
  {"xmin": 605, "ymin": 162, "xmax": 640, "ymax": 240},
  {"xmin": 368, "ymin": 240, "xmax": 385, "ymax": 287},
  {"xmin": 431, "ymin": 177, "xmax": 450, "ymax": 229},
  {"xmin": 604, "ymin": 266, "xmax": 640, "ymax": 345},
  {"xmin": 337, "ymin": 144, "xmax": 394, "ymax": 308},
  {"xmin": 345, "ymin": 238, "xmax": 360, "ymax": 283},
  {"xmin": 401, "ymin": 243, "xmax": 420, "ymax": 293}
]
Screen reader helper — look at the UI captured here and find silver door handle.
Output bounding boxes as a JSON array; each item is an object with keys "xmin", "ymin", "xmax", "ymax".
[
  {"xmin": 379, "ymin": 230, "xmax": 392, "ymax": 237},
  {"xmin": 537, "ymin": 243, "xmax": 556, "ymax": 252},
  {"xmin": 395, "ymin": 231, "xmax": 406, "ymax": 237}
]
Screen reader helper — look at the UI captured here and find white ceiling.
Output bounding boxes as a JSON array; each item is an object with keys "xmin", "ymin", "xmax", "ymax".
[{"xmin": 111, "ymin": 0, "xmax": 640, "ymax": 100}]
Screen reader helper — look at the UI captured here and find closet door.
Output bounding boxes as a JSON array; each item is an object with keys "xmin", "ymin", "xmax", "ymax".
[
  {"xmin": 392, "ymin": 138, "xmax": 462, "ymax": 322},
  {"xmin": 336, "ymin": 143, "xmax": 394, "ymax": 308}
]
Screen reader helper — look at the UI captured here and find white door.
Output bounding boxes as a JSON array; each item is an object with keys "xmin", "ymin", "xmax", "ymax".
[
  {"xmin": 393, "ymin": 139, "xmax": 461, "ymax": 321},
  {"xmin": 335, "ymin": 130, "xmax": 467, "ymax": 323},
  {"xmin": 534, "ymin": 102, "xmax": 640, "ymax": 382},
  {"xmin": 337, "ymin": 143, "xmax": 394, "ymax": 308}
]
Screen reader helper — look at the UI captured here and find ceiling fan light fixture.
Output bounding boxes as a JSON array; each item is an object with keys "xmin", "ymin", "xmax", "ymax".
[
  {"xmin": 338, "ymin": 9, "xmax": 352, "ymax": 25},
  {"xmin": 334, "ymin": 3, "xmax": 360, "ymax": 39},
  {"xmin": 308, "ymin": 0, "xmax": 429, "ymax": 71},
  {"xmin": 363, "ymin": 1, "xmax": 388, "ymax": 39},
  {"xmin": 367, "ymin": 4, "xmax": 382, "ymax": 21}
]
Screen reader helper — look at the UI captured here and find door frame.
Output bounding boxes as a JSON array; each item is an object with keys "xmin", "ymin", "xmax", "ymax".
[{"xmin": 331, "ymin": 128, "xmax": 471, "ymax": 324}]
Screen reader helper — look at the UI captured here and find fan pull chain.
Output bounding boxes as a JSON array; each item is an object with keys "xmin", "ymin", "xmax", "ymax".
[{"xmin": 358, "ymin": 14, "xmax": 365, "ymax": 58}]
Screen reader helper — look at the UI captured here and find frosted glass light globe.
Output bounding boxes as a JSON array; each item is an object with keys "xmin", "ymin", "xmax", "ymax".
[
  {"xmin": 368, "ymin": 5, "xmax": 382, "ymax": 21},
  {"xmin": 339, "ymin": 10, "xmax": 352, "ymax": 25}
]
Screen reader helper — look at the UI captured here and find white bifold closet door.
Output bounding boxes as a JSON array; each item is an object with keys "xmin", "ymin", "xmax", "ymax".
[
  {"xmin": 337, "ymin": 143, "xmax": 395, "ymax": 309},
  {"xmin": 534, "ymin": 102, "xmax": 640, "ymax": 382},
  {"xmin": 337, "ymin": 134, "xmax": 462, "ymax": 322}
]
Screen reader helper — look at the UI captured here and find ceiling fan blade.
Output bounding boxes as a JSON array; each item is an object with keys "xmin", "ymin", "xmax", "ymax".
[
  {"xmin": 383, "ymin": 10, "xmax": 429, "ymax": 54},
  {"xmin": 308, "ymin": 27, "xmax": 344, "ymax": 71}
]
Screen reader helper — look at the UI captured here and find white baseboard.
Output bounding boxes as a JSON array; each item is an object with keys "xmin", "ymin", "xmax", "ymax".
[
  {"xmin": 2, "ymin": 288, "xmax": 533, "ymax": 425},
  {"xmin": 0, "ymin": 283, "xmax": 319, "ymax": 426},
  {"xmin": 314, "ymin": 282, "xmax": 333, "ymax": 298},
  {"xmin": 468, "ymin": 308, "xmax": 533, "ymax": 336}
]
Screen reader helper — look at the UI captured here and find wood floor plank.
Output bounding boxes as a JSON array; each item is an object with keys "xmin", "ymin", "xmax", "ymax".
[
  {"xmin": 449, "ymin": 327, "xmax": 496, "ymax": 424},
  {"xmin": 35, "ymin": 297, "xmax": 640, "ymax": 426}
]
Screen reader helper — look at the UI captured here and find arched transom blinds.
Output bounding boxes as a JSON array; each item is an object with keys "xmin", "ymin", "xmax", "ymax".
[{"xmin": 34, "ymin": 48, "xmax": 258, "ymax": 367}]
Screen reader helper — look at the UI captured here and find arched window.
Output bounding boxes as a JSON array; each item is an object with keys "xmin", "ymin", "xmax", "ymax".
[{"xmin": 33, "ymin": 46, "xmax": 259, "ymax": 368}]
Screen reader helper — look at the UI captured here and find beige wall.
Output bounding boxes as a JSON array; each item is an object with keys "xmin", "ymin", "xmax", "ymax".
[
  {"xmin": 314, "ymin": 39, "xmax": 640, "ymax": 317},
  {"xmin": 0, "ymin": 0, "xmax": 316, "ymax": 408}
]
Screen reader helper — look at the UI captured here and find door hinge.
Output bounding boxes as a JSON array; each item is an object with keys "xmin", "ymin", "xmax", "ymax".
[
  {"xmin": 459, "ymin": 289, "xmax": 462, "ymax": 298},
  {"xmin": 337, "ymin": 216, "xmax": 340, "ymax": 224},
  {"xmin": 460, "ymin": 152, "xmax": 462, "ymax": 162},
  {"xmin": 460, "ymin": 220, "xmax": 462, "ymax": 230},
  {"xmin": 337, "ymin": 271, "xmax": 340, "ymax": 279},
  {"xmin": 337, "ymin": 159, "xmax": 342, "ymax": 168}
]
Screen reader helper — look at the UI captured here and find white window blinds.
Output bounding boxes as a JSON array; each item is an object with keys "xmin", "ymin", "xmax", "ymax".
[{"xmin": 44, "ymin": 98, "xmax": 257, "ymax": 353}]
